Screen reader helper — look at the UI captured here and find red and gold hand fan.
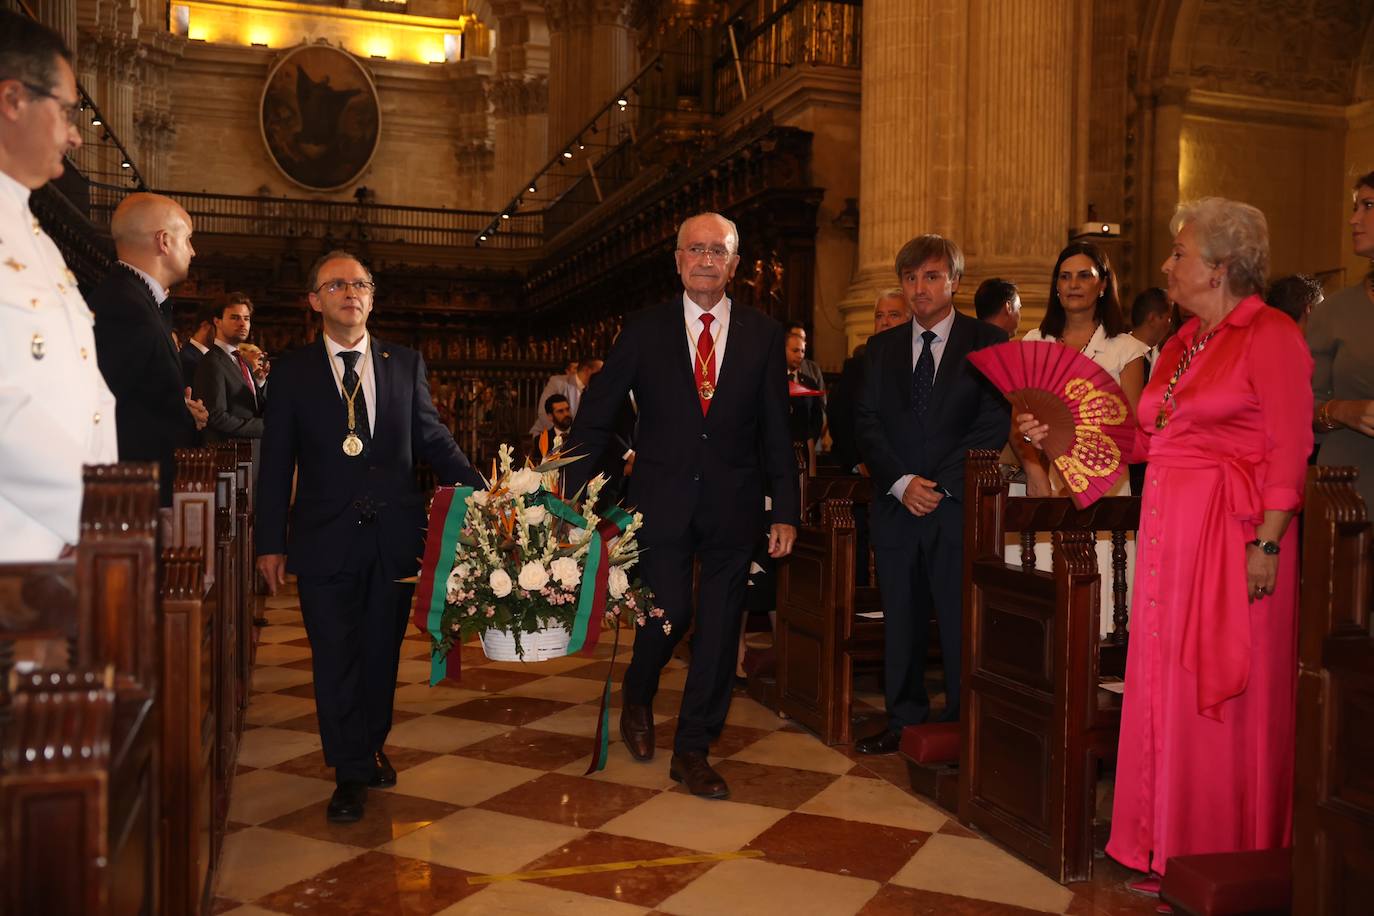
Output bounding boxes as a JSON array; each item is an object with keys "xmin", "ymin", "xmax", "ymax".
[
  {"xmin": 788, "ymin": 379, "xmax": 825, "ymax": 397},
  {"xmin": 969, "ymin": 341, "xmax": 1136, "ymax": 508}
]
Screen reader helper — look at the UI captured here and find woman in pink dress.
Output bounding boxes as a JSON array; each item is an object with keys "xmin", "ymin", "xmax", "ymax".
[{"xmin": 1020, "ymin": 197, "xmax": 1312, "ymax": 895}]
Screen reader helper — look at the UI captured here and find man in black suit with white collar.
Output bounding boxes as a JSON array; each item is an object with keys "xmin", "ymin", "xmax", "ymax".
[
  {"xmin": 256, "ymin": 250, "xmax": 485, "ymax": 823},
  {"xmin": 854, "ymin": 235, "xmax": 1010, "ymax": 754},
  {"xmin": 193, "ymin": 292, "xmax": 265, "ymax": 445},
  {"xmin": 567, "ymin": 213, "xmax": 799, "ymax": 799},
  {"xmin": 91, "ymin": 192, "xmax": 208, "ymax": 504}
]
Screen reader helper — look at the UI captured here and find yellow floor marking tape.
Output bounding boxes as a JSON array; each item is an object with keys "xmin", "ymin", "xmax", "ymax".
[{"xmin": 467, "ymin": 848, "xmax": 765, "ymax": 885}]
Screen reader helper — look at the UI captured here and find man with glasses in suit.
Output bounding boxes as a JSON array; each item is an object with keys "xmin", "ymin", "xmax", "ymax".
[{"xmin": 256, "ymin": 250, "xmax": 485, "ymax": 823}]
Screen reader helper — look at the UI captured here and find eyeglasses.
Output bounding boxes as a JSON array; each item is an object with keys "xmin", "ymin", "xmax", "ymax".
[
  {"xmin": 678, "ymin": 245, "xmax": 734, "ymax": 261},
  {"xmin": 20, "ymin": 82, "xmax": 82, "ymax": 127},
  {"xmin": 315, "ymin": 279, "xmax": 376, "ymax": 295}
]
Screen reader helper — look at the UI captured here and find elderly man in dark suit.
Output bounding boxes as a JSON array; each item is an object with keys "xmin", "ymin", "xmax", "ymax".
[
  {"xmin": 567, "ymin": 212, "xmax": 798, "ymax": 799},
  {"xmin": 256, "ymin": 250, "xmax": 484, "ymax": 824},
  {"xmin": 854, "ymin": 234, "xmax": 1010, "ymax": 753},
  {"xmin": 91, "ymin": 192, "xmax": 207, "ymax": 504},
  {"xmin": 193, "ymin": 292, "xmax": 265, "ymax": 445}
]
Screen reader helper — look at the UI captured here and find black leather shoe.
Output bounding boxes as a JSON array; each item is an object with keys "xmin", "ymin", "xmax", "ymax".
[
  {"xmin": 369, "ymin": 750, "xmax": 397, "ymax": 788},
  {"xmin": 620, "ymin": 703, "xmax": 655, "ymax": 762},
  {"xmin": 670, "ymin": 751, "xmax": 730, "ymax": 799},
  {"xmin": 327, "ymin": 782, "xmax": 367, "ymax": 823},
  {"xmin": 854, "ymin": 727, "xmax": 902, "ymax": 755}
]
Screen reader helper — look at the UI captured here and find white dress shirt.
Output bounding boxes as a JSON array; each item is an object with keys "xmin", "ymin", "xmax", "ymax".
[
  {"xmin": 890, "ymin": 309, "xmax": 959, "ymax": 501},
  {"xmin": 683, "ymin": 291, "xmax": 731, "ymax": 379},
  {"xmin": 215, "ymin": 337, "xmax": 257, "ymax": 404},
  {"xmin": 190, "ymin": 338, "xmax": 210, "ymax": 355},
  {"xmin": 118, "ymin": 260, "xmax": 169, "ymax": 305},
  {"xmin": 324, "ymin": 331, "xmax": 377, "ymax": 432}
]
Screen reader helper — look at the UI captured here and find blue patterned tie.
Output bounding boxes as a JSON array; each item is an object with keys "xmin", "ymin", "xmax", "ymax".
[{"xmin": 912, "ymin": 330, "xmax": 936, "ymax": 416}]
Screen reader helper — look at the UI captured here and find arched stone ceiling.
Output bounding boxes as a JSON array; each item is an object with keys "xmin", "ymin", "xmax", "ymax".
[{"xmin": 1183, "ymin": 0, "xmax": 1374, "ymax": 104}]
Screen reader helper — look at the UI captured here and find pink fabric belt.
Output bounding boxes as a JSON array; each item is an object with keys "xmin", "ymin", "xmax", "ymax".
[{"xmin": 1146, "ymin": 447, "xmax": 1263, "ymax": 720}]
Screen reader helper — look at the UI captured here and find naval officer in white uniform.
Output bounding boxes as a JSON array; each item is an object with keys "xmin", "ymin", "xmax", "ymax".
[{"xmin": 0, "ymin": 11, "xmax": 118, "ymax": 561}]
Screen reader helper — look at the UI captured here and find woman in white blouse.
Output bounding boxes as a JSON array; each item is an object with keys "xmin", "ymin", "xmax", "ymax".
[
  {"xmin": 1017, "ymin": 241, "xmax": 1148, "ymax": 497},
  {"xmin": 1010, "ymin": 242, "xmax": 1147, "ymax": 636}
]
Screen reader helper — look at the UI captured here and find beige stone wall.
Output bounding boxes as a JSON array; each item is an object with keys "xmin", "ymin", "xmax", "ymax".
[
  {"xmin": 1177, "ymin": 107, "xmax": 1346, "ymax": 282},
  {"xmin": 162, "ymin": 44, "xmax": 494, "ymax": 210}
]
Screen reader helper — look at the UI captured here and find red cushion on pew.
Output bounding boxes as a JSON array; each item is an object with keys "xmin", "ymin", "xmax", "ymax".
[
  {"xmin": 898, "ymin": 722, "xmax": 960, "ymax": 763},
  {"xmin": 1160, "ymin": 848, "xmax": 1291, "ymax": 916}
]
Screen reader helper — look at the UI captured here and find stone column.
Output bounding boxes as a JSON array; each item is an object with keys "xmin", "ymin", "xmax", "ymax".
[
  {"xmin": 36, "ymin": 0, "xmax": 77, "ymax": 58},
  {"xmin": 489, "ymin": 0, "xmax": 550, "ymax": 204},
  {"xmin": 837, "ymin": 0, "xmax": 969, "ymax": 353},
  {"xmin": 543, "ymin": 0, "xmax": 635, "ymax": 196},
  {"xmin": 838, "ymin": 0, "xmax": 1086, "ymax": 351}
]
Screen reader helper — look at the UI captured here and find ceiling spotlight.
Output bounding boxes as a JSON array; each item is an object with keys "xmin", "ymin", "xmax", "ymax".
[
  {"xmin": 562, "ymin": 149, "xmax": 573, "ymax": 159},
  {"xmin": 617, "ymin": 97, "xmax": 628, "ymax": 108},
  {"xmin": 90, "ymin": 115, "xmax": 102, "ymax": 126},
  {"xmin": 479, "ymin": 233, "xmax": 488, "ymax": 241},
  {"xmin": 120, "ymin": 159, "xmax": 131, "ymax": 169},
  {"xmin": 528, "ymin": 182, "xmax": 537, "ymax": 193},
  {"xmin": 500, "ymin": 212, "xmax": 510, "ymax": 220}
]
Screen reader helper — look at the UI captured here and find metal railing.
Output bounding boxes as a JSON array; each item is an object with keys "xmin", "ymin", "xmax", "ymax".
[
  {"xmin": 714, "ymin": 0, "xmax": 862, "ymax": 116},
  {"xmin": 84, "ymin": 185, "xmax": 543, "ymax": 249}
]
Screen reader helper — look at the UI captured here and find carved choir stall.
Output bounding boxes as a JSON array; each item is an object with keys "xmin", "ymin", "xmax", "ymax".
[{"xmin": 1, "ymin": 445, "xmax": 258, "ymax": 915}]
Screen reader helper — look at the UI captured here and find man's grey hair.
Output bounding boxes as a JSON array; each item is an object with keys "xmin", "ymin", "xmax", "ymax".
[
  {"xmin": 307, "ymin": 249, "xmax": 372, "ymax": 292},
  {"xmin": 676, "ymin": 212, "xmax": 740, "ymax": 255}
]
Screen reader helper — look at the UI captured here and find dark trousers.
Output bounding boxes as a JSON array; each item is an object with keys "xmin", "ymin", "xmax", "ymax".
[
  {"xmin": 872, "ymin": 501, "xmax": 964, "ymax": 730},
  {"xmin": 624, "ymin": 515, "xmax": 752, "ymax": 755},
  {"xmin": 296, "ymin": 532, "xmax": 415, "ymax": 783}
]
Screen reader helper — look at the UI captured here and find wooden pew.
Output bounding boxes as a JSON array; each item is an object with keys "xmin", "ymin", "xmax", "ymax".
[
  {"xmin": 1293, "ymin": 465, "xmax": 1374, "ymax": 914},
  {"xmin": 775, "ymin": 472, "xmax": 882, "ymax": 745},
  {"xmin": 960, "ymin": 449, "xmax": 1139, "ymax": 884},
  {"xmin": 0, "ymin": 463, "xmax": 162, "ymax": 914}
]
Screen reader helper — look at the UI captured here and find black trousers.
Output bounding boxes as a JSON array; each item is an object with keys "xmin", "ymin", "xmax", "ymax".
[
  {"xmin": 296, "ymin": 530, "xmax": 415, "ymax": 784},
  {"xmin": 624, "ymin": 513, "xmax": 752, "ymax": 755},
  {"xmin": 872, "ymin": 500, "xmax": 965, "ymax": 730}
]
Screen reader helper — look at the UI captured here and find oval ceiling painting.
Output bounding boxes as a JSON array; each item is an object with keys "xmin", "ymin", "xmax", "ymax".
[{"xmin": 260, "ymin": 44, "xmax": 381, "ymax": 191}]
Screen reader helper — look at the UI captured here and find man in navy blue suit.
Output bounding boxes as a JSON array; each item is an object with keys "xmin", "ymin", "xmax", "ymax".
[
  {"xmin": 567, "ymin": 213, "xmax": 799, "ymax": 800},
  {"xmin": 256, "ymin": 250, "xmax": 484, "ymax": 823},
  {"xmin": 854, "ymin": 234, "xmax": 1010, "ymax": 754}
]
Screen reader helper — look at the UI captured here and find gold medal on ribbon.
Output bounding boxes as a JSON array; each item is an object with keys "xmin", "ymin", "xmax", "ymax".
[
  {"xmin": 342, "ymin": 433, "xmax": 364, "ymax": 456},
  {"xmin": 699, "ymin": 380, "xmax": 715, "ymax": 400}
]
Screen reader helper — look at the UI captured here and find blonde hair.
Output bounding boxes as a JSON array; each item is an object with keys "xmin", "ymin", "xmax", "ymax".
[{"xmin": 1170, "ymin": 197, "xmax": 1269, "ymax": 298}]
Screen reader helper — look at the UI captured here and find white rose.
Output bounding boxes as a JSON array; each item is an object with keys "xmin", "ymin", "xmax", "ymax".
[
  {"xmin": 455, "ymin": 562, "xmax": 472, "ymax": 579},
  {"xmin": 471, "ymin": 490, "xmax": 489, "ymax": 506},
  {"xmin": 608, "ymin": 566, "xmax": 629, "ymax": 599},
  {"xmin": 489, "ymin": 568, "xmax": 513, "ymax": 597},
  {"xmin": 507, "ymin": 468, "xmax": 543, "ymax": 496},
  {"xmin": 550, "ymin": 556, "xmax": 581, "ymax": 589},
  {"xmin": 569, "ymin": 527, "xmax": 593, "ymax": 545},
  {"xmin": 517, "ymin": 561, "xmax": 550, "ymax": 592},
  {"xmin": 523, "ymin": 505, "xmax": 548, "ymax": 527}
]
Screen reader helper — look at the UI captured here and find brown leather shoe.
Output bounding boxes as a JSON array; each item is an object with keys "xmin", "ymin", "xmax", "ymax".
[
  {"xmin": 670, "ymin": 751, "xmax": 730, "ymax": 799},
  {"xmin": 620, "ymin": 703, "xmax": 655, "ymax": 761}
]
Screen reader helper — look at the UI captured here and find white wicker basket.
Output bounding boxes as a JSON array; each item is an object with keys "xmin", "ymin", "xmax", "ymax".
[{"xmin": 479, "ymin": 624, "xmax": 571, "ymax": 662}]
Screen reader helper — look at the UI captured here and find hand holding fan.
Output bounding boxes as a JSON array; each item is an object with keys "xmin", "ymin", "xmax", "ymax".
[{"xmin": 968, "ymin": 341, "xmax": 1135, "ymax": 508}]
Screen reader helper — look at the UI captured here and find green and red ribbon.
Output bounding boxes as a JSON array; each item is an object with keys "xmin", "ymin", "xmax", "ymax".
[
  {"xmin": 414, "ymin": 485, "xmax": 636, "ymax": 772},
  {"xmin": 413, "ymin": 486, "xmax": 473, "ymax": 686}
]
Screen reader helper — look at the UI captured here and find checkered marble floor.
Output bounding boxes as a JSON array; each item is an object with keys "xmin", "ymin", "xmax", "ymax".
[{"xmin": 214, "ymin": 589, "xmax": 1159, "ymax": 916}]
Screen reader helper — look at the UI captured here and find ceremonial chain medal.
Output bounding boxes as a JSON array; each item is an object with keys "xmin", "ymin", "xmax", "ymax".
[
  {"xmin": 1154, "ymin": 327, "xmax": 1219, "ymax": 430},
  {"xmin": 688, "ymin": 318, "xmax": 721, "ymax": 400},
  {"xmin": 329, "ymin": 343, "xmax": 369, "ymax": 456}
]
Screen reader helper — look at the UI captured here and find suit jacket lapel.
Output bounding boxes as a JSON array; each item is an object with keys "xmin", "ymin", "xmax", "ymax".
[
  {"xmin": 663, "ymin": 304, "xmax": 700, "ymax": 415},
  {"xmin": 371, "ymin": 336, "xmax": 392, "ymax": 434},
  {"xmin": 889, "ymin": 321, "xmax": 914, "ymax": 410},
  {"xmin": 930, "ymin": 313, "xmax": 973, "ymax": 416},
  {"xmin": 712, "ymin": 305, "xmax": 745, "ymax": 402}
]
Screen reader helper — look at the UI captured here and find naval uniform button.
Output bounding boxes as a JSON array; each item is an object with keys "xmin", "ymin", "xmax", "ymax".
[
  {"xmin": 81, "ymin": 347, "xmax": 88, "ymax": 359},
  {"xmin": 93, "ymin": 412, "xmax": 101, "ymax": 424},
  {"xmin": 30, "ymin": 333, "xmax": 45, "ymax": 359}
]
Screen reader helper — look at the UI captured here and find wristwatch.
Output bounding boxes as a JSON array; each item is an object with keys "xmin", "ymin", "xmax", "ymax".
[{"xmin": 1248, "ymin": 538, "xmax": 1280, "ymax": 555}]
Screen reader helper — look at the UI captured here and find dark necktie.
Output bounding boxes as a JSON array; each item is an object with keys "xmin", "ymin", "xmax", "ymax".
[
  {"xmin": 339, "ymin": 350, "xmax": 372, "ymax": 443},
  {"xmin": 912, "ymin": 330, "xmax": 937, "ymax": 416},
  {"xmin": 233, "ymin": 350, "xmax": 257, "ymax": 405}
]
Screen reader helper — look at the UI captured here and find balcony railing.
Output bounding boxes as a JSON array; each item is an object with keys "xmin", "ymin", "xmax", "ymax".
[
  {"xmin": 85, "ymin": 185, "xmax": 543, "ymax": 249},
  {"xmin": 714, "ymin": 0, "xmax": 862, "ymax": 116}
]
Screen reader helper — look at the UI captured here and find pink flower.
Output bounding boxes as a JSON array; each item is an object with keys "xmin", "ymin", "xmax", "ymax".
[
  {"xmin": 649, "ymin": 607, "xmax": 665, "ymax": 618},
  {"xmin": 485, "ymin": 607, "xmax": 496, "ymax": 618},
  {"xmin": 662, "ymin": 621, "xmax": 672, "ymax": 636}
]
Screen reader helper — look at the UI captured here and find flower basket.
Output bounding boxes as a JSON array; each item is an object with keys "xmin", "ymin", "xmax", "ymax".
[{"xmin": 479, "ymin": 623, "xmax": 570, "ymax": 662}]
